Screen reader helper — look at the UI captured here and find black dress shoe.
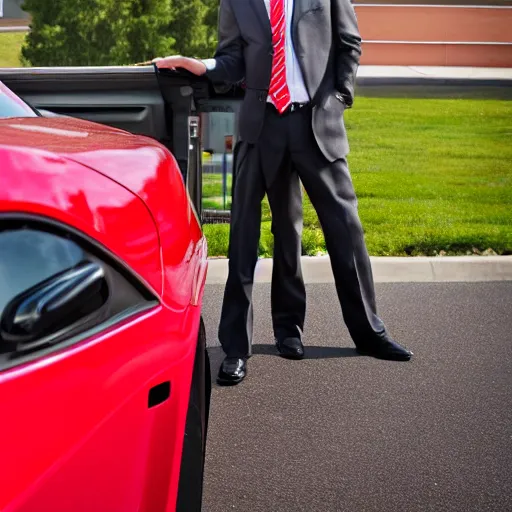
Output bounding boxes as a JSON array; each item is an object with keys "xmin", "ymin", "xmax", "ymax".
[
  {"xmin": 356, "ymin": 333, "xmax": 413, "ymax": 361},
  {"xmin": 217, "ymin": 357, "xmax": 247, "ymax": 385},
  {"xmin": 276, "ymin": 337, "xmax": 305, "ymax": 360}
]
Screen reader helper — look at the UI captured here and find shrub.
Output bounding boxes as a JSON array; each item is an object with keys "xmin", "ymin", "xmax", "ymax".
[{"xmin": 21, "ymin": 0, "xmax": 175, "ymax": 66}]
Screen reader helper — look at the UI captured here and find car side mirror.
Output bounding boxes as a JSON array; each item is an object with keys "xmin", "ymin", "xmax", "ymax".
[{"xmin": 0, "ymin": 261, "xmax": 108, "ymax": 348}]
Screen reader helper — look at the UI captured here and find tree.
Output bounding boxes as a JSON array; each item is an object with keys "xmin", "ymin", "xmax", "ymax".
[
  {"xmin": 202, "ymin": 0, "xmax": 220, "ymax": 56},
  {"xmin": 168, "ymin": 0, "xmax": 209, "ymax": 58},
  {"xmin": 21, "ymin": 0, "xmax": 175, "ymax": 66},
  {"xmin": 108, "ymin": 0, "xmax": 176, "ymax": 64}
]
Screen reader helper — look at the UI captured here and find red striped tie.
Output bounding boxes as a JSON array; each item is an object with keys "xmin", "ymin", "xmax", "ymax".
[{"xmin": 269, "ymin": 0, "xmax": 292, "ymax": 114}]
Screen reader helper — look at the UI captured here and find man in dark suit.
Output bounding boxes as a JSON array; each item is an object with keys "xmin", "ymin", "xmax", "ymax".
[{"xmin": 155, "ymin": 0, "xmax": 412, "ymax": 385}]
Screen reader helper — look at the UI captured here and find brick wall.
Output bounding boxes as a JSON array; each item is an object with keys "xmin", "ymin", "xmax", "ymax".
[{"xmin": 355, "ymin": 3, "xmax": 512, "ymax": 67}]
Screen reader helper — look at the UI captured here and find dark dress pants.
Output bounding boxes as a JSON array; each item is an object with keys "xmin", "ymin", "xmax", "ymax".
[{"xmin": 218, "ymin": 104, "xmax": 385, "ymax": 358}]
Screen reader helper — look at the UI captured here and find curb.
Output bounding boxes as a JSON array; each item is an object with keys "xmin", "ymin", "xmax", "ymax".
[{"xmin": 206, "ymin": 255, "xmax": 512, "ymax": 285}]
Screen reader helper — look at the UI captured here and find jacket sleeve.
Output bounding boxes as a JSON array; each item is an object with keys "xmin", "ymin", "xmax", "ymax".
[
  {"xmin": 203, "ymin": 0, "xmax": 245, "ymax": 84},
  {"xmin": 331, "ymin": 0, "xmax": 362, "ymax": 107}
]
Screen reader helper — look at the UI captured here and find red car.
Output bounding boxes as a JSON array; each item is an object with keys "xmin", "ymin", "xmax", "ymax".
[{"xmin": 0, "ymin": 80, "xmax": 210, "ymax": 512}]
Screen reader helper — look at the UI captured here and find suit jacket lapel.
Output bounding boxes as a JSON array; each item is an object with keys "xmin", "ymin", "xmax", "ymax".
[
  {"xmin": 249, "ymin": 0, "xmax": 271, "ymax": 37},
  {"xmin": 292, "ymin": 0, "xmax": 310, "ymax": 34},
  {"xmin": 249, "ymin": 0, "xmax": 311, "ymax": 40}
]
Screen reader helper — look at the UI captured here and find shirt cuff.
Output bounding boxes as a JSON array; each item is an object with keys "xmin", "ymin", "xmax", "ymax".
[{"xmin": 201, "ymin": 59, "xmax": 217, "ymax": 71}]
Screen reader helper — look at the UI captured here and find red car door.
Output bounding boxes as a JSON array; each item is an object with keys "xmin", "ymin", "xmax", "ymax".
[{"xmin": 0, "ymin": 152, "xmax": 195, "ymax": 512}]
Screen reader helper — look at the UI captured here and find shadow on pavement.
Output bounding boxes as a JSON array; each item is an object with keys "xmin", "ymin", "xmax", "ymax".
[
  {"xmin": 207, "ymin": 344, "xmax": 361, "ymax": 386},
  {"xmin": 252, "ymin": 343, "xmax": 360, "ymax": 359}
]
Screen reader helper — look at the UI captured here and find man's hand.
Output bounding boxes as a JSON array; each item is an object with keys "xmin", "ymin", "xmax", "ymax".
[{"xmin": 153, "ymin": 55, "xmax": 207, "ymax": 76}]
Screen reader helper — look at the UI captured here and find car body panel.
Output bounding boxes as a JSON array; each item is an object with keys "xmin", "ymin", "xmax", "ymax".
[
  {"xmin": 0, "ymin": 103, "xmax": 207, "ymax": 511},
  {"xmin": 0, "ymin": 117, "xmax": 206, "ymax": 309},
  {"xmin": 0, "ymin": 304, "xmax": 199, "ymax": 512},
  {"xmin": 0, "ymin": 140, "xmax": 163, "ymax": 295}
]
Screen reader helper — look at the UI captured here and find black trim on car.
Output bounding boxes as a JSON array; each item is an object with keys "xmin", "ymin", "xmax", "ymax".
[{"xmin": 176, "ymin": 317, "xmax": 211, "ymax": 512}]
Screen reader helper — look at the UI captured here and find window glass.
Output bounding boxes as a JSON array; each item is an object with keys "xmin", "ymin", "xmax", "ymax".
[
  {"xmin": 0, "ymin": 228, "xmax": 84, "ymax": 316},
  {"xmin": 0, "ymin": 82, "xmax": 37, "ymax": 118},
  {"xmin": 0, "ymin": 219, "xmax": 158, "ymax": 371}
]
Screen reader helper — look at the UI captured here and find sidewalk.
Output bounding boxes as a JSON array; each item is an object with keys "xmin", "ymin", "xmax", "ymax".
[
  {"xmin": 358, "ymin": 65, "xmax": 512, "ymax": 80},
  {"xmin": 206, "ymin": 255, "xmax": 512, "ymax": 284},
  {"xmin": 0, "ymin": 26, "xmax": 29, "ymax": 32},
  {"xmin": 357, "ymin": 65, "xmax": 512, "ymax": 99}
]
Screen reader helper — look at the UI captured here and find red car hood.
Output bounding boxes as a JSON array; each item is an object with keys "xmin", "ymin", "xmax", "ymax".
[{"xmin": 0, "ymin": 116, "xmax": 196, "ymax": 229}]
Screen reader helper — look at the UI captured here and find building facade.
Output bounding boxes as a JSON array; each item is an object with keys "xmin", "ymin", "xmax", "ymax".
[{"xmin": 0, "ymin": 0, "xmax": 29, "ymax": 19}]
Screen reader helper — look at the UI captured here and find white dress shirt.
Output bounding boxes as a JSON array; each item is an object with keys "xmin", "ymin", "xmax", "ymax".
[
  {"xmin": 204, "ymin": 0, "xmax": 310, "ymax": 103},
  {"xmin": 264, "ymin": 0, "xmax": 309, "ymax": 103}
]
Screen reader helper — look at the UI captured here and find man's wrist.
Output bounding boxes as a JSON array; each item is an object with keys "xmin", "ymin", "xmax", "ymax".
[
  {"xmin": 181, "ymin": 57, "xmax": 206, "ymax": 75},
  {"xmin": 201, "ymin": 58, "xmax": 217, "ymax": 72}
]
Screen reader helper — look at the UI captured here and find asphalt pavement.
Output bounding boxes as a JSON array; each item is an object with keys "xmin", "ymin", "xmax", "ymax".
[{"xmin": 201, "ymin": 281, "xmax": 512, "ymax": 512}]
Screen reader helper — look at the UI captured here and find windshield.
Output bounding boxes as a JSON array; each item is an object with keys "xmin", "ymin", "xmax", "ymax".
[{"xmin": 0, "ymin": 82, "xmax": 38, "ymax": 119}]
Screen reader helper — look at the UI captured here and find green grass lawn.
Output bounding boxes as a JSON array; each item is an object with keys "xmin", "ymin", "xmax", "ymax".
[
  {"xmin": 0, "ymin": 32, "xmax": 26, "ymax": 67},
  {"xmin": 203, "ymin": 97, "xmax": 512, "ymax": 257},
  {"xmin": 202, "ymin": 173, "xmax": 233, "ymax": 210}
]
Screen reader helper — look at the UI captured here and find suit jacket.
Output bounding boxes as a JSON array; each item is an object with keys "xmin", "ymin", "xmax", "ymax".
[{"xmin": 206, "ymin": 0, "xmax": 362, "ymax": 162}]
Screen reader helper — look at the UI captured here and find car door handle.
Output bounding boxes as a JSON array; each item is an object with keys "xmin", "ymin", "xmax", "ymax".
[{"xmin": 148, "ymin": 381, "xmax": 171, "ymax": 408}]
